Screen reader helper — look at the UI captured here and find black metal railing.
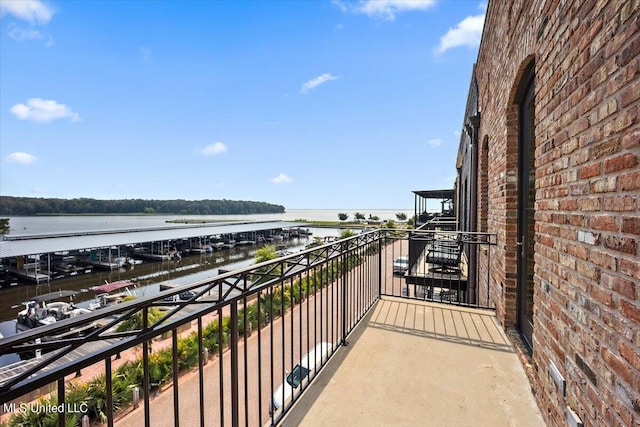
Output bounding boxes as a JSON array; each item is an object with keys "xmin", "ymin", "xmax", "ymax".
[
  {"xmin": 0, "ymin": 228, "xmax": 495, "ymax": 426},
  {"xmin": 379, "ymin": 229, "xmax": 497, "ymax": 309}
]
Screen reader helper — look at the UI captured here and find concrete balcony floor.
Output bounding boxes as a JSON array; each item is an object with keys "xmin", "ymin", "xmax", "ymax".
[{"xmin": 282, "ymin": 296, "xmax": 544, "ymax": 427}]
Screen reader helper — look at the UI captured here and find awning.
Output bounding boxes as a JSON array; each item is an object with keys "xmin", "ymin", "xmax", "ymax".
[{"xmin": 92, "ymin": 280, "xmax": 135, "ymax": 294}]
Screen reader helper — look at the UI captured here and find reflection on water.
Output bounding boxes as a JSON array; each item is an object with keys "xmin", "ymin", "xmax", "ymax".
[{"xmin": 0, "ymin": 239, "xmax": 302, "ymax": 323}]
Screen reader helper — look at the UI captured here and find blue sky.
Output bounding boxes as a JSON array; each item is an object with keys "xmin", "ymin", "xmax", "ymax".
[{"xmin": 0, "ymin": 0, "xmax": 485, "ymax": 210}]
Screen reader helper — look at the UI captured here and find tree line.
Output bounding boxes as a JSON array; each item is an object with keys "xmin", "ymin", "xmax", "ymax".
[{"xmin": 0, "ymin": 196, "xmax": 285, "ymax": 216}]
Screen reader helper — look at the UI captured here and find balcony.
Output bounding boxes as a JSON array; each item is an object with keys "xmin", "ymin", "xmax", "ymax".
[
  {"xmin": 0, "ymin": 229, "xmax": 541, "ymax": 426},
  {"xmin": 280, "ymin": 296, "xmax": 542, "ymax": 426}
]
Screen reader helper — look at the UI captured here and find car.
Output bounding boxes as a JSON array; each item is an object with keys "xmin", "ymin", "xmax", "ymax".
[
  {"xmin": 393, "ymin": 256, "xmax": 409, "ymax": 274},
  {"xmin": 270, "ymin": 341, "xmax": 333, "ymax": 415}
]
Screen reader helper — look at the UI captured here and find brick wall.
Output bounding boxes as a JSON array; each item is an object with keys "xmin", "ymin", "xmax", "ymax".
[{"xmin": 474, "ymin": 0, "xmax": 639, "ymax": 425}]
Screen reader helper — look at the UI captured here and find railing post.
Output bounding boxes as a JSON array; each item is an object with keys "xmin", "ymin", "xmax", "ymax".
[
  {"xmin": 105, "ymin": 356, "xmax": 113, "ymax": 427},
  {"xmin": 142, "ymin": 306, "xmax": 150, "ymax": 427},
  {"xmin": 172, "ymin": 329, "xmax": 180, "ymax": 427},
  {"xmin": 57, "ymin": 378, "xmax": 65, "ymax": 427},
  {"xmin": 198, "ymin": 317, "xmax": 205, "ymax": 427},
  {"xmin": 230, "ymin": 300, "xmax": 239, "ymax": 427},
  {"xmin": 341, "ymin": 241, "xmax": 348, "ymax": 346},
  {"xmin": 378, "ymin": 231, "xmax": 383, "ymax": 298}
]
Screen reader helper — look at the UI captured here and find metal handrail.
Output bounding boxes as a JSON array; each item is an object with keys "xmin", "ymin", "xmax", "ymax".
[
  {"xmin": 0, "ymin": 229, "xmax": 383, "ymax": 423},
  {"xmin": 0, "ymin": 228, "xmax": 497, "ymax": 426}
]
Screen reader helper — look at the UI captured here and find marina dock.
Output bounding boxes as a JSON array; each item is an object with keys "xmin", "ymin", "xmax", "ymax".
[{"xmin": 0, "ymin": 221, "xmax": 310, "ymax": 288}]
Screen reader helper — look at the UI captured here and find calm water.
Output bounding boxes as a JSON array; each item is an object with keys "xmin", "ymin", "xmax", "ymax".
[
  {"xmin": 3, "ymin": 209, "xmax": 412, "ymax": 236},
  {"xmin": 0, "ymin": 210, "xmax": 409, "ymax": 366},
  {"xmin": 0, "ymin": 222, "xmax": 348, "ymax": 367}
]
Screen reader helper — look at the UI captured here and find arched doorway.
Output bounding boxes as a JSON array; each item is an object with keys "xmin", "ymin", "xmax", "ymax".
[{"xmin": 517, "ymin": 64, "xmax": 536, "ymax": 350}]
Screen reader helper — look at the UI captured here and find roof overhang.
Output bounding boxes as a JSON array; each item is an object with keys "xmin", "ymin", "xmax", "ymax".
[{"xmin": 412, "ymin": 189, "xmax": 455, "ymax": 200}]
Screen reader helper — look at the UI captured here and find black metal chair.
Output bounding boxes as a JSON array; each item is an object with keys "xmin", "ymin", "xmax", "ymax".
[{"xmin": 425, "ymin": 235, "xmax": 462, "ymax": 274}]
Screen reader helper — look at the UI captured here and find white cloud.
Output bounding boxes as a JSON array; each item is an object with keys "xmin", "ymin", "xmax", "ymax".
[
  {"xmin": 301, "ymin": 73, "xmax": 339, "ymax": 94},
  {"xmin": 7, "ymin": 23, "xmax": 42, "ymax": 40},
  {"xmin": 334, "ymin": 0, "xmax": 436, "ymax": 21},
  {"xmin": 453, "ymin": 130, "xmax": 461, "ymax": 137},
  {"xmin": 198, "ymin": 142, "xmax": 228, "ymax": 156},
  {"xmin": 427, "ymin": 138, "xmax": 442, "ymax": 147},
  {"xmin": 271, "ymin": 173, "xmax": 292, "ymax": 184},
  {"xmin": 6, "ymin": 152, "xmax": 37, "ymax": 164},
  {"xmin": 0, "ymin": 0, "xmax": 54, "ymax": 24},
  {"xmin": 10, "ymin": 98, "xmax": 81, "ymax": 123},
  {"xmin": 436, "ymin": 13, "xmax": 485, "ymax": 54}
]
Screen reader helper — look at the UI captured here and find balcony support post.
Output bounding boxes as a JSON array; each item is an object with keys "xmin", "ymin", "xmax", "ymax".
[
  {"xmin": 172, "ymin": 328, "xmax": 180, "ymax": 427},
  {"xmin": 230, "ymin": 300, "xmax": 239, "ymax": 427},
  {"xmin": 341, "ymin": 241, "xmax": 349, "ymax": 346},
  {"xmin": 378, "ymin": 232, "xmax": 383, "ymax": 298},
  {"xmin": 142, "ymin": 307, "xmax": 150, "ymax": 427},
  {"xmin": 57, "ymin": 378, "xmax": 65, "ymax": 427},
  {"xmin": 105, "ymin": 356, "xmax": 113, "ymax": 427}
]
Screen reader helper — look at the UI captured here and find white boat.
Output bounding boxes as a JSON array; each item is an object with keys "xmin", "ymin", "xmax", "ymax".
[
  {"xmin": 16, "ymin": 290, "xmax": 93, "ymax": 333},
  {"xmin": 89, "ymin": 280, "xmax": 136, "ymax": 310},
  {"xmin": 222, "ymin": 239, "xmax": 236, "ymax": 249}
]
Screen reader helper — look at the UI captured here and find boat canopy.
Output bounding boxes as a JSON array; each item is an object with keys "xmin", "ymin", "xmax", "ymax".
[
  {"xmin": 30, "ymin": 290, "xmax": 78, "ymax": 303},
  {"xmin": 93, "ymin": 280, "xmax": 135, "ymax": 294}
]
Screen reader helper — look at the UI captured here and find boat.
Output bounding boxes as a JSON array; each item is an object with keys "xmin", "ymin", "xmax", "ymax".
[
  {"xmin": 88, "ymin": 280, "xmax": 136, "ymax": 310},
  {"xmin": 15, "ymin": 290, "xmax": 93, "ymax": 333},
  {"xmin": 221, "ymin": 239, "xmax": 236, "ymax": 249},
  {"xmin": 190, "ymin": 242, "xmax": 213, "ymax": 254},
  {"xmin": 54, "ymin": 262, "xmax": 76, "ymax": 274}
]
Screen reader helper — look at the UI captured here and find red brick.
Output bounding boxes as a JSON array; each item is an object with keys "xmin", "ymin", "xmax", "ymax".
[
  {"xmin": 620, "ymin": 78, "xmax": 640, "ymax": 107},
  {"xmin": 579, "ymin": 162, "xmax": 602, "ymax": 179},
  {"xmin": 601, "ymin": 347, "xmax": 633, "ymax": 385},
  {"xmin": 616, "ymin": 32, "xmax": 640, "ymax": 67},
  {"xmin": 603, "ymin": 153, "xmax": 639, "ymax": 173},
  {"xmin": 590, "ymin": 249, "xmax": 617, "ymax": 270},
  {"xmin": 590, "ymin": 137, "xmax": 621, "ymax": 160},
  {"xmin": 619, "ymin": 171, "xmax": 640, "ymax": 191},
  {"xmin": 621, "ymin": 300, "xmax": 640, "ymax": 323},
  {"xmin": 603, "ymin": 195, "xmax": 636, "ymax": 211},
  {"xmin": 590, "ymin": 176, "xmax": 618, "ymax": 193},
  {"xmin": 578, "ymin": 197, "xmax": 602, "ymax": 211},
  {"xmin": 567, "ymin": 243, "xmax": 589, "ymax": 260},
  {"xmin": 621, "ymin": 127, "xmax": 639, "ymax": 148},
  {"xmin": 602, "ymin": 273, "xmax": 637, "ymax": 300},
  {"xmin": 589, "ymin": 215, "xmax": 618, "ymax": 231},
  {"xmin": 560, "ymin": 198, "xmax": 579, "ymax": 210},
  {"xmin": 621, "ymin": 217, "xmax": 640, "ymax": 235},
  {"xmin": 617, "ymin": 340, "xmax": 640, "ymax": 371},
  {"xmin": 603, "ymin": 235, "xmax": 637, "ymax": 255},
  {"xmin": 620, "ymin": 258, "xmax": 640, "ymax": 280},
  {"xmin": 590, "ymin": 285, "xmax": 614, "ymax": 307}
]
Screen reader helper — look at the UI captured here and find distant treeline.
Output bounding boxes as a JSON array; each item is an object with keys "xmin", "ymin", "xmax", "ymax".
[{"xmin": 0, "ymin": 196, "xmax": 285, "ymax": 216}]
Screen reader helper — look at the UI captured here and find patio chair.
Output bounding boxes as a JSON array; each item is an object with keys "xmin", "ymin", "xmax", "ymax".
[{"xmin": 425, "ymin": 235, "xmax": 462, "ymax": 274}]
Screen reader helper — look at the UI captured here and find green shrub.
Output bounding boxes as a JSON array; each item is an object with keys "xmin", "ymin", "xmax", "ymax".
[
  {"xmin": 177, "ymin": 334, "xmax": 199, "ymax": 368},
  {"xmin": 5, "ymin": 395, "xmax": 60, "ymax": 427},
  {"xmin": 149, "ymin": 349, "xmax": 173, "ymax": 390},
  {"xmin": 115, "ymin": 307, "xmax": 165, "ymax": 332},
  {"xmin": 84, "ymin": 375, "xmax": 108, "ymax": 423}
]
